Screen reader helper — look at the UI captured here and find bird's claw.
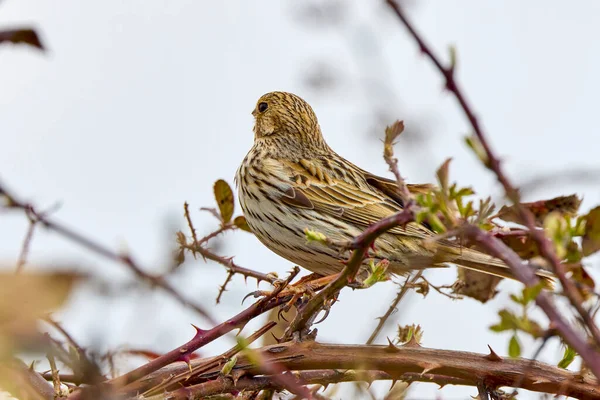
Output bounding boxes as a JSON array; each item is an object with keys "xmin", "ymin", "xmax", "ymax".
[{"xmin": 241, "ymin": 290, "xmax": 271, "ymax": 304}]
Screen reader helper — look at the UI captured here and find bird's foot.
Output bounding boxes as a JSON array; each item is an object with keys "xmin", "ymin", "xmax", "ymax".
[{"xmin": 242, "ymin": 272, "xmax": 340, "ymax": 311}]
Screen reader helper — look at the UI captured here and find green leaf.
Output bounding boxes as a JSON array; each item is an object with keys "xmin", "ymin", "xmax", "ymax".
[
  {"xmin": 426, "ymin": 213, "xmax": 446, "ymax": 233},
  {"xmin": 220, "ymin": 355, "xmax": 237, "ymax": 375},
  {"xmin": 448, "ymin": 45, "xmax": 457, "ymax": 70},
  {"xmin": 464, "ymin": 135, "xmax": 489, "ymax": 167},
  {"xmin": 233, "ymin": 216, "xmax": 252, "ymax": 233},
  {"xmin": 363, "ymin": 260, "xmax": 390, "ymax": 287},
  {"xmin": 509, "ymin": 294, "xmax": 524, "ymax": 306},
  {"xmin": 489, "ymin": 309, "xmax": 544, "ymax": 338},
  {"xmin": 455, "ymin": 187, "xmax": 475, "ymax": 198},
  {"xmin": 543, "ymin": 212, "xmax": 569, "ymax": 259},
  {"xmin": 522, "ymin": 282, "xmax": 544, "ymax": 304},
  {"xmin": 213, "ymin": 180, "xmax": 234, "ymax": 223},
  {"xmin": 397, "ymin": 324, "xmax": 424, "ymax": 345},
  {"xmin": 558, "ymin": 345, "xmax": 577, "ymax": 369},
  {"xmin": 489, "ymin": 309, "xmax": 517, "ymax": 333},
  {"xmin": 508, "ymin": 334, "xmax": 521, "ymax": 357},
  {"xmin": 304, "ymin": 228, "xmax": 328, "ymax": 244},
  {"xmin": 582, "ymin": 206, "xmax": 600, "ymax": 256}
]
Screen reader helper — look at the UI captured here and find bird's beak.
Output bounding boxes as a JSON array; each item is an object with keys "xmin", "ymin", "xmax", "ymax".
[{"xmin": 251, "ymin": 108, "xmax": 257, "ymax": 117}]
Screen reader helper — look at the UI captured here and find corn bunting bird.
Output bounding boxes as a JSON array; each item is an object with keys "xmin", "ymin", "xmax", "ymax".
[{"xmin": 236, "ymin": 91, "xmax": 552, "ymax": 282}]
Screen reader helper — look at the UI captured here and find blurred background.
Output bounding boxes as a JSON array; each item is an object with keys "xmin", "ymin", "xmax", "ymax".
[{"xmin": 2, "ymin": 1, "xmax": 600, "ymax": 398}]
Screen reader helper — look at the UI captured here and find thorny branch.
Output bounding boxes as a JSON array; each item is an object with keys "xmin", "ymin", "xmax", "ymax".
[
  {"xmin": 385, "ymin": 0, "xmax": 600, "ymax": 379},
  {"xmin": 1, "ymin": 359, "xmax": 56, "ymax": 400},
  {"xmin": 181, "ymin": 202, "xmax": 278, "ymax": 304},
  {"xmin": 0, "ymin": 182, "xmax": 216, "ymax": 324},
  {"xmin": 142, "ymin": 321, "xmax": 278, "ymax": 396},
  {"xmin": 137, "ymin": 341, "xmax": 600, "ymax": 399},
  {"xmin": 5, "ymin": 3, "xmax": 600, "ymax": 399},
  {"xmin": 67, "ymin": 268, "xmax": 300, "ymax": 399},
  {"xmin": 15, "ymin": 212, "xmax": 36, "ymax": 273}
]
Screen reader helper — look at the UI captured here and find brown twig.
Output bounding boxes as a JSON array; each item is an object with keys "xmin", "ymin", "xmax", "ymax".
[
  {"xmin": 0, "ymin": 182, "xmax": 216, "ymax": 324},
  {"xmin": 43, "ymin": 317, "xmax": 86, "ymax": 359},
  {"xmin": 477, "ymin": 381, "xmax": 490, "ymax": 400},
  {"xmin": 41, "ymin": 372, "xmax": 91, "ymax": 386},
  {"xmin": 418, "ymin": 275, "xmax": 462, "ymax": 300},
  {"xmin": 366, "ymin": 271, "xmax": 423, "ymax": 344},
  {"xmin": 43, "ymin": 317, "xmax": 105, "ymax": 384},
  {"xmin": 47, "ymin": 350, "xmax": 62, "ymax": 396},
  {"xmin": 183, "ymin": 202, "xmax": 199, "ymax": 244},
  {"xmin": 140, "ymin": 341, "xmax": 600, "ymax": 399},
  {"xmin": 15, "ymin": 213, "xmax": 36, "ymax": 273},
  {"xmin": 383, "ymin": 120, "xmax": 412, "ymax": 205},
  {"xmin": 67, "ymin": 267, "xmax": 299, "ymax": 400},
  {"xmin": 217, "ymin": 271, "xmax": 235, "ymax": 304},
  {"xmin": 191, "ymin": 245, "xmax": 278, "ymax": 285},
  {"xmin": 181, "ymin": 203, "xmax": 278, "ymax": 302},
  {"xmin": 161, "ymin": 370, "xmax": 391, "ymax": 400},
  {"xmin": 0, "ymin": 358, "xmax": 56, "ymax": 400},
  {"xmin": 385, "ymin": 0, "xmax": 600, "ymax": 377},
  {"xmin": 232, "ymin": 344, "xmax": 313, "ymax": 399}
]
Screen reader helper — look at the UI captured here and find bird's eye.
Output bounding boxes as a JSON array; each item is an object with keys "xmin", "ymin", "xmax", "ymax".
[{"xmin": 258, "ymin": 102, "xmax": 268, "ymax": 113}]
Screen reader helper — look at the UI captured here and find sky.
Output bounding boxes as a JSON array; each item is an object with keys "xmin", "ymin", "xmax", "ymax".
[{"xmin": 1, "ymin": 1, "xmax": 600, "ymax": 399}]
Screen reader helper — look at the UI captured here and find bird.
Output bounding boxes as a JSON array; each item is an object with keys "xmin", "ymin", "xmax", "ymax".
[{"xmin": 235, "ymin": 91, "xmax": 553, "ymax": 283}]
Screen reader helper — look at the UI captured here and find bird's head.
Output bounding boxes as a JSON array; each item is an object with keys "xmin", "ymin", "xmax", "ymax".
[{"xmin": 252, "ymin": 91, "xmax": 328, "ymax": 155}]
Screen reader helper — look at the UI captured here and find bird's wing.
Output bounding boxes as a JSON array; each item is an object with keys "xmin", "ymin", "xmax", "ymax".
[
  {"xmin": 276, "ymin": 158, "xmax": 433, "ymax": 240},
  {"xmin": 363, "ymin": 172, "xmax": 436, "ymax": 207}
]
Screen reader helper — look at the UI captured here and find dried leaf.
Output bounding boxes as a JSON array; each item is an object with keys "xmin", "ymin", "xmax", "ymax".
[
  {"xmin": 455, "ymin": 269, "xmax": 501, "ymax": 303},
  {"xmin": 582, "ymin": 206, "xmax": 600, "ymax": 256},
  {"xmin": 0, "ymin": 29, "xmax": 44, "ymax": 50},
  {"xmin": 213, "ymin": 180, "xmax": 234, "ymax": 223},
  {"xmin": 496, "ymin": 194, "xmax": 582, "ymax": 227},
  {"xmin": 498, "ymin": 233, "xmax": 539, "ymax": 259},
  {"xmin": 397, "ymin": 324, "xmax": 423, "ymax": 345},
  {"xmin": 436, "ymin": 158, "xmax": 452, "ymax": 193},
  {"xmin": 0, "ymin": 271, "xmax": 80, "ymax": 358},
  {"xmin": 234, "ymin": 215, "xmax": 252, "ymax": 233},
  {"xmin": 384, "ymin": 120, "xmax": 405, "ymax": 154},
  {"xmin": 568, "ymin": 263, "xmax": 595, "ymax": 300}
]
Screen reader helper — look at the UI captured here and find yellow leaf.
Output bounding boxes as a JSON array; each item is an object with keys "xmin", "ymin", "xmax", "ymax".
[
  {"xmin": 233, "ymin": 216, "xmax": 252, "ymax": 233},
  {"xmin": 213, "ymin": 180, "xmax": 234, "ymax": 223},
  {"xmin": 0, "ymin": 271, "xmax": 80, "ymax": 359},
  {"xmin": 583, "ymin": 206, "xmax": 600, "ymax": 256}
]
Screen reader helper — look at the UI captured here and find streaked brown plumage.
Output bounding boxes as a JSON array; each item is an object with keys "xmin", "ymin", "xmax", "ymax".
[{"xmin": 236, "ymin": 91, "xmax": 552, "ymax": 282}]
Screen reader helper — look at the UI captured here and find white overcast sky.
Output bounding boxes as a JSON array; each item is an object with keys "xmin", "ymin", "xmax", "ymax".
[{"xmin": 2, "ymin": 1, "xmax": 600, "ymax": 399}]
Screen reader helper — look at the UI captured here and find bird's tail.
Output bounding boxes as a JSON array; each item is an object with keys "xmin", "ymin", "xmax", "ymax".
[
  {"xmin": 405, "ymin": 244, "xmax": 555, "ymax": 287},
  {"xmin": 453, "ymin": 252, "xmax": 554, "ymax": 287}
]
